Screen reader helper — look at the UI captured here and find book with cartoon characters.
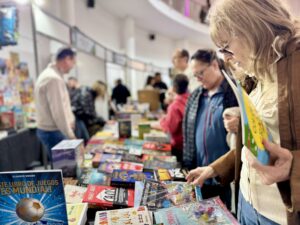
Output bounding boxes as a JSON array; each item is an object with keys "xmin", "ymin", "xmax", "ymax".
[
  {"xmin": 94, "ymin": 206, "xmax": 152, "ymax": 225},
  {"xmin": 110, "ymin": 170, "xmax": 155, "ymax": 188},
  {"xmin": 222, "ymin": 70, "xmax": 270, "ymax": 164}
]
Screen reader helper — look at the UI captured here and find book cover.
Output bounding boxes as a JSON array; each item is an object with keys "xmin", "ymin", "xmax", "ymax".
[
  {"xmin": 168, "ymin": 168, "xmax": 189, "ymax": 181},
  {"xmin": 138, "ymin": 123, "xmax": 151, "ymax": 139},
  {"xmin": 143, "ymin": 159, "xmax": 178, "ymax": 170},
  {"xmin": 154, "ymin": 197, "xmax": 239, "ymax": 225},
  {"xmin": 77, "ymin": 168, "xmax": 94, "ymax": 187},
  {"xmin": 67, "ymin": 203, "xmax": 88, "ymax": 225},
  {"xmin": 118, "ymin": 120, "xmax": 132, "ymax": 139},
  {"xmin": 140, "ymin": 180, "xmax": 198, "ymax": 211},
  {"xmin": 93, "ymin": 153, "xmax": 122, "ymax": 168},
  {"xmin": 110, "ymin": 170, "xmax": 154, "ymax": 188},
  {"xmin": 142, "ymin": 155, "xmax": 177, "ymax": 163},
  {"xmin": 134, "ymin": 181, "xmax": 145, "ymax": 207},
  {"xmin": 143, "ymin": 142, "xmax": 172, "ymax": 152},
  {"xmin": 52, "ymin": 139, "xmax": 84, "ymax": 177},
  {"xmin": 155, "ymin": 169, "xmax": 172, "ymax": 181},
  {"xmin": 120, "ymin": 162, "xmax": 144, "ymax": 171},
  {"xmin": 83, "ymin": 185, "xmax": 134, "ymax": 208},
  {"xmin": 94, "ymin": 206, "xmax": 152, "ymax": 225},
  {"xmin": 222, "ymin": 70, "xmax": 270, "ymax": 165},
  {"xmin": 89, "ymin": 170, "xmax": 111, "ymax": 186},
  {"xmin": 64, "ymin": 185, "xmax": 87, "ymax": 204},
  {"xmin": 98, "ymin": 162, "xmax": 121, "ymax": 174},
  {"xmin": 0, "ymin": 170, "xmax": 68, "ymax": 224},
  {"xmin": 121, "ymin": 153, "xmax": 143, "ymax": 163}
]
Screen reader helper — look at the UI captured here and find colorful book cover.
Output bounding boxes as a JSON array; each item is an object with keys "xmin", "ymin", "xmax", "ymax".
[
  {"xmin": 143, "ymin": 159, "xmax": 178, "ymax": 170},
  {"xmin": 156, "ymin": 169, "xmax": 172, "ymax": 181},
  {"xmin": 98, "ymin": 162, "xmax": 121, "ymax": 174},
  {"xmin": 93, "ymin": 153, "xmax": 122, "ymax": 168},
  {"xmin": 140, "ymin": 180, "xmax": 198, "ymax": 211},
  {"xmin": 154, "ymin": 197, "xmax": 239, "ymax": 225},
  {"xmin": 64, "ymin": 185, "xmax": 87, "ymax": 204},
  {"xmin": 142, "ymin": 142, "xmax": 172, "ymax": 152},
  {"xmin": 77, "ymin": 168, "xmax": 94, "ymax": 187},
  {"xmin": 138, "ymin": 123, "xmax": 151, "ymax": 139},
  {"xmin": 94, "ymin": 206, "xmax": 152, "ymax": 225},
  {"xmin": 118, "ymin": 120, "xmax": 132, "ymax": 139},
  {"xmin": 142, "ymin": 155, "xmax": 177, "ymax": 163},
  {"xmin": 83, "ymin": 185, "xmax": 134, "ymax": 208},
  {"xmin": 0, "ymin": 170, "xmax": 68, "ymax": 224},
  {"xmin": 52, "ymin": 139, "xmax": 84, "ymax": 177},
  {"xmin": 89, "ymin": 170, "xmax": 111, "ymax": 186},
  {"xmin": 67, "ymin": 203, "xmax": 88, "ymax": 225},
  {"xmin": 120, "ymin": 162, "xmax": 144, "ymax": 171},
  {"xmin": 111, "ymin": 170, "xmax": 154, "ymax": 188},
  {"xmin": 168, "ymin": 168, "xmax": 189, "ymax": 181},
  {"xmin": 134, "ymin": 181, "xmax": 145, "ymax": 207},
  {"xmin": 222, "ymin": 70, "xmax": 270, "ymax": 165},
  {"xmin": 121, "ymin": 153, "xmax": 143, "ymax": 163}
]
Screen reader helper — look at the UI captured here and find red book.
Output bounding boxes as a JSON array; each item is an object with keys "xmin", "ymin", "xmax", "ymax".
[
  {"xmin": 142, "ymin": 142, "xmax": 172, "ymax": 152},
  {"xmin": 120, "ymin": 162, "xmax": 144, "ymax": 171},
  {"xmin": 82, "ymin": 185, "xmax": 134, "ymax": 208}
]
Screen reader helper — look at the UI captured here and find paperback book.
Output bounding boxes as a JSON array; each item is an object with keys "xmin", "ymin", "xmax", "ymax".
[
  {"xmin": 154, "ymin": 197, "xmax": 239, "ymax": 225},
  {"xmin": 94, "ymin": 206, "xmax": 152, "ymax": 225},
  {"xmin": 64, "ymin": 185, "xmax": 87, "ymax": 204},
  {"xmin": 83, "ymin": 185, "xmax": 134, "ymax": 208},
  {"xmin": 222, "ymin": 70, "xmax": 270, "ymax": 164},
  {"xmin": 0, "ymin": 170, "xmax": 68, "ymax": 224},
  {"xmin": 110, "ymin": 170, "xmax": 155, "ymax": 188},
  {"xmin": 67, "ymin": 203, "xmax": 88, "ymax": 225}
]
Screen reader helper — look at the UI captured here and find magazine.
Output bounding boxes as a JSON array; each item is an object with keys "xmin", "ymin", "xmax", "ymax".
[
  {"xmin": 154, "ymin": 197, "xmax": 239, "ymax": 225},
  {"xmin": 222, "ymin": 70, "xmax": 270, "ymax": 165},
  {"xmin": 0, "ymin": 170, "xmax": 68, "ymax": 224}
]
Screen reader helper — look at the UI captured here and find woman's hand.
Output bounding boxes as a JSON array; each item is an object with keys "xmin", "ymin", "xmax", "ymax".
[
  {"xmin": 186, "ymin": 166, "xmax": 217, "ymax": 186},
  {"xmin": 246, "ymin": 140, "xmax": 293, "ymax": 185},
  {"xmin": 223, "ymin": 115, "xmax": 239, "ymax": 133}
]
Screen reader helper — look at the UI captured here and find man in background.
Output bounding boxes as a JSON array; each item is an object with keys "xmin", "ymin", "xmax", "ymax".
[
  {"xmin": 111, "ymin": 79, "xmax": 131, "ymax": 106},
  {"xmin": 153, "ymin": 72, "xmax": 168, "ymax": 109},
  {"xmin": 35, "ymin": 48, "xmax": 76, "ymax": 159}
]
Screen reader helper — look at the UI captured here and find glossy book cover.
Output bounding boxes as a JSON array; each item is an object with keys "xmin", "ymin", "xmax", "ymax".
[{"xmin": 0, "ymin": 170, "xmax": 68, "ymax": 224}]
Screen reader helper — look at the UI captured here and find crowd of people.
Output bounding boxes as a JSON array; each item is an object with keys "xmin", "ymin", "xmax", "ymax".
[{"xmin": 33, "ymin": 0, "xmax": 300, "ymax": 224}]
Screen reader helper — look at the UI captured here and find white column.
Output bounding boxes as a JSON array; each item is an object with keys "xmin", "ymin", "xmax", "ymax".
[
  {"xmin": 122, "ymin": 17, "xmax": 137, "ymax": 100},
  {"xmin": 60, "ymin": 0, "xmax": 76, "ymax": 26}
]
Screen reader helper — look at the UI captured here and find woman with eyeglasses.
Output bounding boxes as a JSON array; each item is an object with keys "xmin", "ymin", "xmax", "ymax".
[
  {"xmin": 182, "ymin": 49, "xmax": 238, "ymax": 209},
  {"xmin": 187, "ymin": 0, "xmax": 300, "ymax": 224}
]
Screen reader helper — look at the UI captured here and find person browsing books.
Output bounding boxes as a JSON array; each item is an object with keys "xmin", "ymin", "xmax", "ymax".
[
  {"xmin": 182, "ymin": 49, "xmax": 238, "ymax": 209},
  {"xmin": 151, "ymin": 74, "xmax": 190, "ymax": 163},
  {"xmin": 35, "ymin": 48, "xmax": 76, "ymax": 161},
  {"xmin": 187, "ymin": 1, "xmax": 300, "ymax": 224}
]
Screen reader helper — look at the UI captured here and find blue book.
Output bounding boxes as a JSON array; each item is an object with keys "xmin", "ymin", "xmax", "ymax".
[
  {"xmin": 110, "ymin": 170, "xmax": 154, "ymax": 188},
  {"xmin": 0, "ymin": 170, "xmax": 68, "ymax": 224}
]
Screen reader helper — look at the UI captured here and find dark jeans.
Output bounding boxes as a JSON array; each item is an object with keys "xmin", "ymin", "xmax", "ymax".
[
  {"xmin": 75, "ymin": 119, "xmax": 89, "ymax": 144},
  {"xmin": 36, "ymin": 129, "xmax": 66, "ymax": 162},
  {"xmin": 201, "ymin": 183, "xmax": 232, "ymax": 210},
  {"xmin": 238, "ymin": 191, "xmax": 279, "ymax": 225}
]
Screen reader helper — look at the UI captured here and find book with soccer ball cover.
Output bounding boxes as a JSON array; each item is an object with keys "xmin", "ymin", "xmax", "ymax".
[
  {"xmin": 0, "ymin": 170, "xmax": 68, "ymax": 224},
  {"xmin": 82, "ymin": 185, "xmax": 134, "ymax": 208},
  {"xmin": 222, "ymin": 70, "xmax": 270, "ymax": 165}
]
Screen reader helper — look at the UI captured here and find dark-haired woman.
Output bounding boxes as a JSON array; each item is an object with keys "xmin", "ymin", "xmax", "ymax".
[{"xmin": 182, "ymin": 49, "xmax": 238, "ymax": 209}]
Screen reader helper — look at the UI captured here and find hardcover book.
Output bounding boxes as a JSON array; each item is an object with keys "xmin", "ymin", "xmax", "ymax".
[
  {"xmin": 52, "ymin": 139, "xmax": 84, "ymax": 177},
  {"xmin": 0, "ymin": 170, "xmax": 68, "ymax": 224},
  {"xmin": 118, "ymin": 119, "xmax": 132, "ymax": 139}
]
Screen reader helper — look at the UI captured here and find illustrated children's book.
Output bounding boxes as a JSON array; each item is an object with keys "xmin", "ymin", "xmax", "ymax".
[
  {"xmin": 154, "ymin": 196, "xmax": 239, "ymax": 225},
  {"xmin": 94, "ymin": 206, "xmax": 152, "ymax": 225},
  {"xmin": 0, "ymin": 170, "xmax": 68, "ymax": 224},
  {"xmin": 222, "ymin": 70, "xmax": 270, "ymax": 164},
  {"xmin": 67, "ymin": 203, "xmax": 88, "ymax": 225}
]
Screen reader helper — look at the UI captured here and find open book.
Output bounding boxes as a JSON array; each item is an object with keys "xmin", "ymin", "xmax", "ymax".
[{"xmin": 222, "ymin": 70, "xmax": 271, "ymax": 165}]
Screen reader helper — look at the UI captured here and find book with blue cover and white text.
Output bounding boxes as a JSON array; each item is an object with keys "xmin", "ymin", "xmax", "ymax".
[{"xmin": 0, "ymin": 170, "xmax": 68, "ymax": 224}]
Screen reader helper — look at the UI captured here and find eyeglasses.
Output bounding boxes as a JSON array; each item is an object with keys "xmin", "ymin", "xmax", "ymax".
[
  {"xmin": 194, "ymin": 65, "xmax": 211, "ymax": 78},
  {"xmin": 218, "ymin": 44, "xmax": 234, "ymax": 56}
]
